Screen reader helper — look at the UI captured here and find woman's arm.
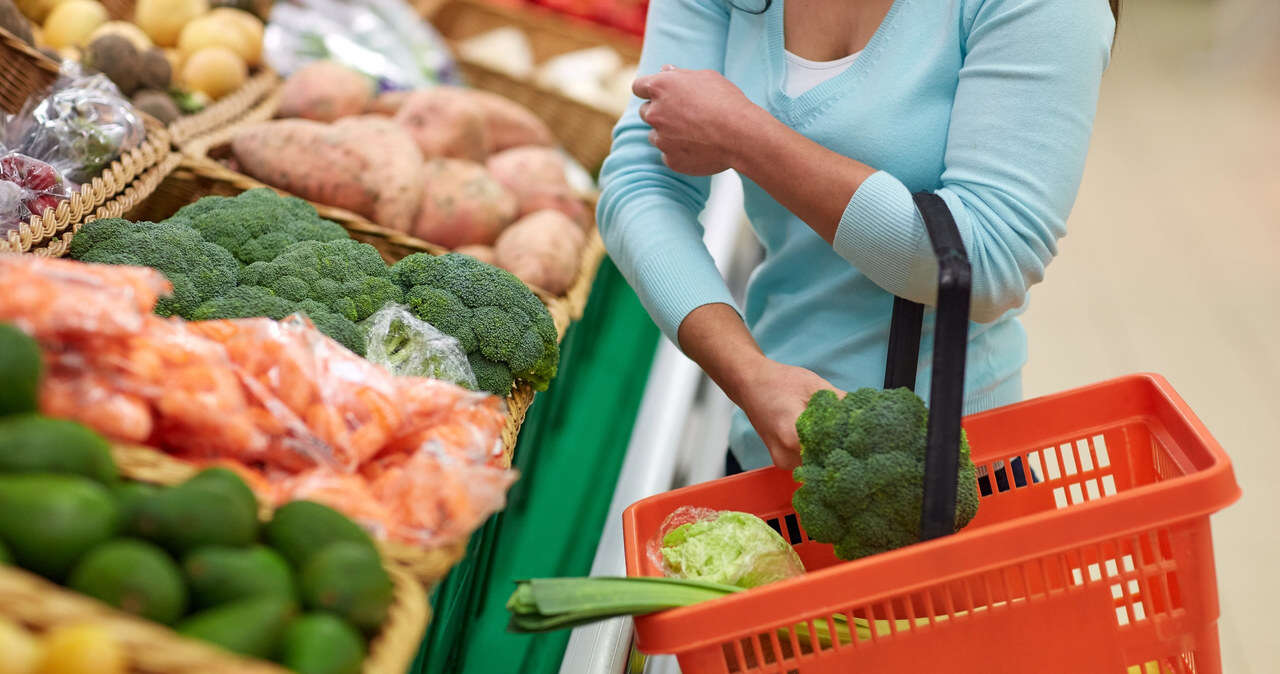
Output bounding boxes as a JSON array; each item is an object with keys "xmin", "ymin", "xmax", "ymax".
[
  {"xmin": 678, "ymin": 303, "xmax": 838, "ymax": 469},
  {"xmin": 638, "ymin": 0, "xmax": 1115, "ymax": 322}
]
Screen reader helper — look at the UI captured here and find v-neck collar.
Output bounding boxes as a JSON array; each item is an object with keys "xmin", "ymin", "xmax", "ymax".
[{"xmin": 765, "ymin": 0, "xmax": 907, "ymax": 127}]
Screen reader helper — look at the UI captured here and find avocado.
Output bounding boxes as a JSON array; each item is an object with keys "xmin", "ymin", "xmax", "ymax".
[
  {"xmin": 184, "ymin": 545, "xmax": 295, "ymax": 609},
  {"xmin": 177, "ymin": 595, "xmax": 297, "ymax": 659},
  {"xmin": 279, "ymin": 613, "xmax": 366, "ymax": 674},
  {"xmin": 131, "ymin": 474, "xmax": 257, "ymax": 555},
  {"xmin": 0, "ymin": 415, "xmax": 117, "ymax": 484},
  {"xmin": 0, "ymin": 324, "xmax": 42, "ymax": 416},
  {"xmin": 0, "ymin": 474, "xmax": 119, "ymax": 579},
  {"xmin": 265, "ymin": 501, "xmax": 376, "ymax": 569},
  {"xmin": 184, "ymin": 467, "xmax": 258, "ymax": 515},
  {"xmin": 0, "ymin": 538, "xmax": 10, "ymax": 564},
  {"xmin": 113, "ymin": 482, "xmax": 160, "ymax": 534},
  {"xmin": 299, "ymin": 542, "xmax": 393, "ymax": 634},
  {"xmin": 68, "ymin": 539, "xmax": 187, "ymax": 625}
]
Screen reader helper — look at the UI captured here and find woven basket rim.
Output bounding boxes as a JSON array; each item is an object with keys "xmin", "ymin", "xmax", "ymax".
[
  {"xmin": 0, "ymin": 534, "xmax": 425, "ymax": 674},
  {"xmin": 170, "ymin": 69, "xmax": 283, "ymax": 147},
  {"xmin": 1, "ymin": 114, "xmax": 174, "ymax": 254}
]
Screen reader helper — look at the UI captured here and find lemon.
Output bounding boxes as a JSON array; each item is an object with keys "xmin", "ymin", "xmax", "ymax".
[
  {"xmin": 37, "ymin": 624, "xmax": 125, "ymax": 674},
  {"xmin": 0, "ymin": 617, "xmax": 40, "ymax": 674}
]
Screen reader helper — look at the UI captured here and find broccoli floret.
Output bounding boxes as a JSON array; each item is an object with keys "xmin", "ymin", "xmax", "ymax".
[
  {"xmin": 391, "ymin": 253, "xmax": 559, "ymax": 396},
  {"xmin": 172, "ymin": 189, "xmax": 349, "ymax": 264},
  {"xmin": 294, "ymin": 300, "xmax": 365, "ymax": 356},
  {"xmin": 188, "ymin": 287, "xmax": 365, "ymax": 355},
  {"xmin": 792, "ymin": 388, "xmax": 980, "ymax": 561},
  {"xmin": 238, "ymin": 239, "xmax": 402, "ymax": 322},
  {"xmin": 188, "ymin": 285, "xmax": 299, "ymax": 320},
  {"xmin": 69, "ymin": 218, "xmax": 239, "ymax": 318}
]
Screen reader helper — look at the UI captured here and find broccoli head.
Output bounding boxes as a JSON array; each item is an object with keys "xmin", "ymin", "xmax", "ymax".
[
  {"xmin": 238, "ymin": 239, "xmax": 402, "ymax": 322},
  {"xmin": 791, "ymin": 388, "xmax": 980, "ymax": 561},
  {"xmin": 69, "ymin": 218, "xmax": 239, "ymax": 318},
  {"xmin": 171, "ymin": 189, "xmax": 349, "ymax": 264},
  {"xmin": 391, "ymin": 253, "xmax": 558, "ymax": 396},
  {"xmin": 188, "ymin": 286, "xmax": 365, "ymax": 356}
]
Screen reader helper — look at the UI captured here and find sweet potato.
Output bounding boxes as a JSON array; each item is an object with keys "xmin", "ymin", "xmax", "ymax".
[
  {"xmin": 453, "ymin": 244, "xmax": 497, "ymax": 266},
  {"xmin": 413, "ymin": 158, "xmax": 518, "ymax": 248},
  {"xmin": 394, "ymin": 87, "xmax": 489, "ymax": 161},
  {"xmin": 469, "ymin": 90, "xmax": 553, "ymax": 152},
  {"xmin": 231, "ymin": 116, "xmax": 424, "ymax": 232},
  {"xmin": 485, "ymin": 146, "xmax": 589, "ymax": 227},
  {"xmin": 494, "ymin": 210, "xmax": 584, "ymax": 295},
  {"xmin": 367, "ymin": 90, "xmax": 411, "ymax": 116},
  {"xmin": 278, "ymin": 60, "xmax": 374, "ymax": 122}
]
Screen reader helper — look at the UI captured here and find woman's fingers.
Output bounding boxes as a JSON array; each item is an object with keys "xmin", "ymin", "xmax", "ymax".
[
  {"xmin": 638, "ymin": 101, "xmax": 652, "ymax": 123},
  {"xmin": 648, "ymin": 130, "xmax": 661, "ymax": 147},
  {"xmin": 632, "ymin": 73, "xmax": 659, "ymax": 99}
]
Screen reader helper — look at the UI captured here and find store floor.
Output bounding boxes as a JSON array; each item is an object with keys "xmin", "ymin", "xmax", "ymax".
[{"xmin": 1019, "ymin": 0, "xmax": 1279, "ymax": 671}]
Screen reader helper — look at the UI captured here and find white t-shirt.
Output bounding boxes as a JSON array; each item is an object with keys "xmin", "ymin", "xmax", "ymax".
[{"xmin": 783, "ymin": 49, "xmax": 862, "ymax": 97}]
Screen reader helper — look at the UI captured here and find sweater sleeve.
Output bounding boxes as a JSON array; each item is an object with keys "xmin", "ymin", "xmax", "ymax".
[
  {"xmin": 596, "ymin": 0, "xmax": 737, "ymax": 344},
  {"xmin": 833, "ymin": 0, "xmax": 1114, "ymax": 322}
]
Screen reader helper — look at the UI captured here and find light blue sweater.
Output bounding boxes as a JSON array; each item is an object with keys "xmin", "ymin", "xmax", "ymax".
[{"xmin": 597, "ymin": 0, "xmax": 1114, "ymax": 469}]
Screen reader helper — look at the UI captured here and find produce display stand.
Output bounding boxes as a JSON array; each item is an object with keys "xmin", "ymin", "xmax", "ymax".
[
  {"xmin": 111, "ymin": 160, "xmax": 550, "ymax": 584},
  {"xmin": 621, "ymin": 197, "xmax": 1243, "ymax": 673},
  {"xmin": 0, "ymin": 27, "xmax": 178, "ymax": 257},
  {"xmin": 0, "ymin": 514, "xmax": 427, "ymax": 674},
  {"xmin": 422, "ymin": 0, "xmax": 641, "ymax": 172}
]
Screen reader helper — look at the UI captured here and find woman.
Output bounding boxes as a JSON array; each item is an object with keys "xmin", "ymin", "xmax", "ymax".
[{"xmin": 597, "ymin": 0, "xmax": 1116, "ymax": 472}]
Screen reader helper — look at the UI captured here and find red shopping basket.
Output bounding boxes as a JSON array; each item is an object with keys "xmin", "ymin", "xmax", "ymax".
[{"xmin": 621, "ymin": 195, "xmax": 1240, "ymax": 673}]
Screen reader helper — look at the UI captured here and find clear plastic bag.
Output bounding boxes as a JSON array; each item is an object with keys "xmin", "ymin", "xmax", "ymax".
[
  {"xmin": 265, "ymin": 0, "xmax": 462, "ymax": 91},
  {"xmin": 362, "ymin": 303, "xmax": 477, "ymax": 388},
  {"xmin": 0, "ymin": 152, "xmax": 71, "ymax": 235},
  {"xmin": 0, "ymin": 255, "xmax": 515, "ymax": 546},
  {"xmin": 647, "ymin": 507, "xmax": 806, "ymax": 589},
  {"xmin": 2, "ymin": 69, "xmax": 144, "ymax": 184}
]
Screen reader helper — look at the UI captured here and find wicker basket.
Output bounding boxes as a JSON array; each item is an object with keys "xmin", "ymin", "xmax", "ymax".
[
  {"xmin": 169, "ymin": 69, "xmax": 283, "ymax": 148},
  {"xmin": 424, "ymin": 0, "xmax": 641, "ymax": 172},
  {"xmin": 0, "ymin": 27, "xmax": 59, "ymax": 114},
  {"xmin": 0, "ymin": 531, "xmax": 427, "ymax": 674},
  {"xmin": 182, "ymin": 88, "xmax": 607, "ymax": 318}
]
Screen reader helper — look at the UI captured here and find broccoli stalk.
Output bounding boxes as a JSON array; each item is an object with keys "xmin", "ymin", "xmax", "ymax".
[{"xmin": 792, "ymin": 388, "xmax": 981, "ymax": 561}]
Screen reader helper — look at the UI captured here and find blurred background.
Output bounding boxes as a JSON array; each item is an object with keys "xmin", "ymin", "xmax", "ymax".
[{"xmin": 1021, "ymin": 0, "xmax": 1279, "ymax": 671}]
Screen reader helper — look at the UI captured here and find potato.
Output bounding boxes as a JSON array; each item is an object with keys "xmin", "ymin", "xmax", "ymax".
[
  {"xmin": 17, "ymin": 0, "xmax": 68, "ymax": 23},
  {"xmin": 207, "ymin": 7, "xmax": 261, "ymax": 65},
  {"xmin": 412, "ymin": 158, "xmax": 518, "ymax": 248},
  {"xmin": 135, "ymin": 0, "xmax": 208, "ymax": 47},
  {"xmin": 88, "ymin": 20, "xmax": 151, "ymax": 50},
  {"xmin": 367, "ymin": 90, "xmax": 410, "ymax": 116},
  {"xmin": 180, "ymin": 46, "xmax": 246, "ymax": 100},
  {"xmin": 453, "ymin": 244, "xmax": 497, "ymax": 266},
  {"xmin": 231, "ymin": 116, "xmax": 425, "ymax": 232},
  {"xmin": 394, "ymin": 86, "xmax": 489, "ymax": 161},
  {"xmin": 277, "ymin": 60, "xmax": 373, "ymax": 123},
  {"xmin": 41, "ymin": 0, "xmax": 105, "ymax": 48},
  {"xmin": 494, "ymin": 210, "xmax": 584, "ymax": 295},
  {"xmin": 486, "ymin": 146, "xmax": 589, "ymax": 226},
  {"xmin": 486, "ymin": 145, "xmax": 569, "ymax": 196},
  {"xmin": 177, "ymin": 14, "xmax": 253, "ymax": 64},
  {"xmin": 469, "ymin": 90, "xmax": 553, "ymax": 153}
]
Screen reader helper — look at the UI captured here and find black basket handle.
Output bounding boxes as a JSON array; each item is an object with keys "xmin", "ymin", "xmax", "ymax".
[{"xmin": 881, "ymin": 193, "xmax": 972, "ymax": 542}]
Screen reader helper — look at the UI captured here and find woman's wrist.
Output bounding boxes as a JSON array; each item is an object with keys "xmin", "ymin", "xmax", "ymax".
[{"xmin": 721, "ymin": 104, "xmax": 779, "ymax": 175}]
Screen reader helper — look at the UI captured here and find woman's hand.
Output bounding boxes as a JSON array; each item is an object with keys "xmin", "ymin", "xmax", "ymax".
[
  {"xmin": 734, "ymin": 360, "xmax": 840, "ymax": 470},
  {"xmin": 632, "ymin": 66, "xmax": 773, "ymax": 176}
]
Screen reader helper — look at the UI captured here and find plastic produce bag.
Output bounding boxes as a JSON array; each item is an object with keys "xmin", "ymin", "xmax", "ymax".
[
  {"xmin": 0, "ymin": 152, "xmax": 71, "ymax": 235},
  {"xmin": 0, "ymin": 254, "xmax": 515, "ymax": 547},
  {"xmin": 3, "ymin": 68, "xmax": 145, "ymax": 184},
  {"xmin": 649, "ymin": 507, "xmax": 806, "ymax": 589},
  {"xmin": 362, "ymin": 303, "xmax": 477, "ymax": 389},
  {"xmin": 265, "ymin": 0, "xmax": 462, "ymax": 91}
]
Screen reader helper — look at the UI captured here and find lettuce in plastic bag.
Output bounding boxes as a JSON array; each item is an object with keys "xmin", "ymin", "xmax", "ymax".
[{"xmin": 655, "ymin": 507, "xmax": 805, "ymax": 589}]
